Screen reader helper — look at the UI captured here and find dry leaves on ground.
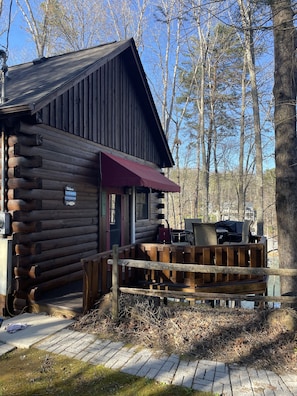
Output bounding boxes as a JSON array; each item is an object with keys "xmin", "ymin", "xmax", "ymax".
[{"xmin": 70, "ymin": 294, "xmax": 297, "ymax": 375}]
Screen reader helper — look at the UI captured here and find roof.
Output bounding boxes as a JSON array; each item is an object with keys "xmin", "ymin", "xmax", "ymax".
[
  {"xmin": 0, "ymin": 38, "xmax": 175, "ymax": 167},
  {"xmin": 0, "ymin": 40, "xmax": 129, "ymax": 113}
]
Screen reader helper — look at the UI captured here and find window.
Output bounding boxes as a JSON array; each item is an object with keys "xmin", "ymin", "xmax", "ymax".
[
  {"xmin": 109, "ymin": 194, "xmax": 117, "ymax": 224},
  {"xmin": 136, "ymin": 188, "xmax": 149, "ymax": 220}
]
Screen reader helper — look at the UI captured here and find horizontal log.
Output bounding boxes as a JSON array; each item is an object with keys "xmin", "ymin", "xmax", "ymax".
[
  {"xmin": 12, "ymin": 221, "xmax": 42, "ymax": 233},
  {"xmin": 13, "ymin": 298, "xmax": 27, "ymax": 311},
  {"xmin": 32, "ymin": 124, "xmax": 99, "ymax": 159},
  {"xmin": 13, "ymin": 248, "xmax": 98, "ymax": 270},
  {"xmin": 34, "ymin": 249, "xmax": 98, "ymax": 271},
  {"xmin": 15, "ymin": 243, "xmax": 42, "ymax": 256},
  {"xmin": 38, "ymin": 146, "xmax": 98, "ymax": 169},
  {"xmin": 7, "ymin": 199, "xmax": 41, "ymax": 211},
  {"xmin": 35, "ymin": 262, "xmax": 82, "ymax": 283},
  {"xmin": 40, "ymin": 233, "xmax": 98, "ymax": 252},
  {"xmin": 15, "ymin": 225, "xmax": 98, "ymax": 244},
  {"xmin": 40, "ymin": 199, "xmax": 98, "ymax": 211},
  {"xmin": 8, "ymin": 134, "xmax": 43, "ymax": 147},
  {"xmin": 110, "ymin": 259, "xmax": 297, "ymax": 277},
  {"xmin": 135, "ymin": 230, "xmax": 157, "ymax": 239},
  {"xmin": 12, "ymin": 209, "xmax": 97, "ymax": 222},
  {"xmin": 21, "ymin": 241, "xmax": 98, "ymax": 264},
  {"xmin": 14, "ymin": 130, "xmax": 98, "ymax": 163},
  {"xmin": 8, "ymin": 166, "xmax": 97, "ymax": 185},
  {"xmin": 8, "ymin": 144, "xmax": 97, "ymax": 174},
  {"xmin": 8, "ymin": 156, "xmax": 42, "ymax": 168},
  {"xmin": 15, "ymin": 277, "xmax": 34, "ymax": 290},
  {"xmin": 8, "ymin": 177, "xmax": 42, "ymax": 189},
  {"xmin": 28, "ymin": 270, "xmax": 83, "ymax": 301},
  {"xmin": 42, "ymin": 179, "xmax": 97, "ymax": 193},
  {"xmin": 13, "ymin": 290, "xmax": 29, "ymax": 299},
  {"xmin": 119, "ymin": 287, "xmax": 297, "ymax": 303},
  {"xmin": 136, "ymin": 224, "xmax": 158, "ymax": 234},
  {"xmin": 8, "ymin": 189, "xmax": 61, "ymax": 200},
  {"xmin": 15, "ymin": 241, "xmax": 94, "ymax": 266},
  {"xmin": 40, "ymin": 217, "xmax": 98, "ymax": 231},
  {"xmin": 8, "ymin": 188, "xmax": 97, "ymax": 201},
  {"xmin": 42, "ymin": 158, "xmax": 98, "ymax": 177},
  {"xmin": 14, "ymin": 265, "xmax": 41, "ymax": 278}
]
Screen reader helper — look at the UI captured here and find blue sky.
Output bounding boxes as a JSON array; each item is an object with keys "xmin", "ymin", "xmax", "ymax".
[
  {"xmin": 1, "ymin": 2, "xmax": 36, "ymax": 66},
  {"xmin": 0, "ymin": 1, "xmax": 276, "ymax": 171}
]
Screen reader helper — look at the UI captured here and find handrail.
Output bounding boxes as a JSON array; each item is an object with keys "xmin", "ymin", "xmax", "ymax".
[
  {"xmin": 82, "ymin": 240, "xmax": 273, "ymax": 314},
  {"xmin": 108, "ymin": 259, "xmax": 297, "ymax": 276}
]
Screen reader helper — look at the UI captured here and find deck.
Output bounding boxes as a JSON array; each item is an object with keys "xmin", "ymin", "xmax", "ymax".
[{"xmin": 82, "ymin": 241, "xmax": 268, "ymax": 313}]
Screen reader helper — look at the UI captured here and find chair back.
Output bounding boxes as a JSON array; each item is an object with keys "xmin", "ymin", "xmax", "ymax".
[
  {"xmin": 192, "ymin": 223, "xmax": 217, "ymax": 246},
  {"xmin": 241, "ymin": 220, "xmax": 252, "ymax": 243},
  {"xmin": 184, "ymin": 218, "xmax": 201, "ymax": 231}
]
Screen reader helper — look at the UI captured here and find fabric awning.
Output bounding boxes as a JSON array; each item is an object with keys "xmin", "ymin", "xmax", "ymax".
[{"xmin": 101, "ymin": 152, "xmax": 180, "ymax": 192}]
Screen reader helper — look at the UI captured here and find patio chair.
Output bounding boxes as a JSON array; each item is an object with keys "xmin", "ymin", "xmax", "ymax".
[
  {"xmin": 241, "ymin": 219, "xmax": 253, "ymax": 243},
  {"xmin": 192, "ymin": 223, "xmax": 218, "ymax": 246},
  {"xmin": 184, "ymin": 218, "xmax": 201, "ymax": 231},
  {"xmin": 223, "ymin": 219, "xmax": 252, "ymax": 244}
]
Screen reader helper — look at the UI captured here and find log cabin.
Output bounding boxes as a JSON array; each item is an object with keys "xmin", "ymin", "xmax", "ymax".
[{"xmin": 0, "ymin": 38, "xmax": 180, "ymax": 315}]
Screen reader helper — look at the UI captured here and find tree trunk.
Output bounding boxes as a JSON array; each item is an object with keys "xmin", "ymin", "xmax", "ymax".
[
  {"xmin": 238, "ymin": 53, "xmax": 247, "ymax": 221},
  {"xmin": 238, "ymin": 0, "xmax": 264, "ymax": 235},
  {"xmin": 270, "ymin": 0, "xmax": 297, "ymax": 303}
]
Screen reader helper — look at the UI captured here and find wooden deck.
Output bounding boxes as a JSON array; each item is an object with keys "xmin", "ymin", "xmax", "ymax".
[
  {"xmin": 82, "ymin": 241, "xmax": 268, "ymax": 313},
  {"xmin": 30, "ymin": 281, "xmax": 83, "ymax": 318}
]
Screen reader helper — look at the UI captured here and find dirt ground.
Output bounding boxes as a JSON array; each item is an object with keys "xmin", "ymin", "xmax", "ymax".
[{"xmin": 70, "ymin": 293, "xmax": 297, "ymax": 375}]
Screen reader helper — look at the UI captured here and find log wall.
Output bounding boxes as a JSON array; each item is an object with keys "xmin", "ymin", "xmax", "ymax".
[
  {"xmin": 8, "ymin": 123, "xmax": 100, "ymax": 312},
  {"xmin": 6, "ymin": 123, "xmax": 163, "ymax": 313},
  {"xmin": 135, "ymin": 193, "xmax": 161, "ymax": 243}
]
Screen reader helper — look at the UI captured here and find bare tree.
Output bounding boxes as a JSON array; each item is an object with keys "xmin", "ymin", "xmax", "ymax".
[
  {"xmin": 106, "ymin": 0, "xmax": 148, "ymax": 52},
  {"xmin": 16, "ymin": 0, "xmax": 56, "ymax": 57},
  {"xmin": 270, "ymin": 0, "xmax": 297, "ymax": 303},
  {"xmin": 237, "ymin": 0, "xmax": 264, "ymax": 234},
  {"xmin": 45, "ymin": 0, "xmax": 108, "ymax": 53}
]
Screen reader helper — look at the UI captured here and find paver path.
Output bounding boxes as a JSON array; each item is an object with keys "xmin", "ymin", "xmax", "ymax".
[{"xmin": 33, "ymin": 329, "xmax": 297, "ymax": 396}]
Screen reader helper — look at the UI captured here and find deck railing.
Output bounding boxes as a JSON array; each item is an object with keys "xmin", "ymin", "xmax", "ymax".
[
  {"xmin": 82, "ymin": 239, "xmax": 270, "ymax": 313},
  {"xmin": 81, "ymin": 244, "xmax": 137, "ymax": 313}
]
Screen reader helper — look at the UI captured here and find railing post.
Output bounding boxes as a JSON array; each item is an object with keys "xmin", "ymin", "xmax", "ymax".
[{"xmin": 112, "ymin": 244, "xmax": 119, "ymax": 321}]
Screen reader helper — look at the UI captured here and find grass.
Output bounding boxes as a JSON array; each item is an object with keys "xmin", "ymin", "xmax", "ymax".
[{"xmin": 0, "ymin": 348, "xmax": 215, "ymax": 396}]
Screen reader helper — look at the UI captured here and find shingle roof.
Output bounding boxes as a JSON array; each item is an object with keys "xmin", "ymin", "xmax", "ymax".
[
  {"xmin": 0, "ymin": 40, "xmax": 131, "ymax": 114},
  {"xmin": 0, "ymin": 38, "xmax": 175, "ymax": 167}
]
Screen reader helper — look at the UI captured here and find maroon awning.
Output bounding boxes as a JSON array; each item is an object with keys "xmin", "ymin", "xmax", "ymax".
[{"xmin": 101, "ymin": 152, "xmax": 180, "ymax": 192}]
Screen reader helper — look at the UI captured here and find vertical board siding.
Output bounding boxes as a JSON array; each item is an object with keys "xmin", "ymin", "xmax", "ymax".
[{"xmin": 40, "ymin": 56, "xmax": 163, "ymax": 166}]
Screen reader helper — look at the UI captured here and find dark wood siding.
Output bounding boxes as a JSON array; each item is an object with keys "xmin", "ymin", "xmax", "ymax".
[
  {"xmin": 8, "ymin": 124, "xmax": 100, "ymax": 310},
  {"xmin": 135, "ymin": 192, "xmax": 160, "ymax": 243},
  {"xmin": 7, "ymin": 123, "xmax": 163, "ymax": 312},
  {"xmin": 40, "ymin": 56, "xmax": 164, "ymax": 167}
]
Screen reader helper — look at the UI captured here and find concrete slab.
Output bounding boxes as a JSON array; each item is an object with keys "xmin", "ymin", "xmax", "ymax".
[
  {"xmin": 0, "ymin": 342, "xmax": 16, "ymax": 356},
  {"xmin": 0, "ymin": 313, "xmax": 73, "ymax": 349}
]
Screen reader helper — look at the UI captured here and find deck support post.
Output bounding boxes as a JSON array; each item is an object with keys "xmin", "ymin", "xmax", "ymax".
[{"xmin": 112, "ymin": 244, "xmax": 119, "ymax": 321}]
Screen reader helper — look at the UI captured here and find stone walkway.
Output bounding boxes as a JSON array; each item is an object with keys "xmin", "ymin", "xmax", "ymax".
[
  {"xmin": 34, "ymin": 329, "xmax": 297, "ymax": 395},
  {"xmin": 0, "ymin": 313, "xmax": 297, "ymax": 395}
]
